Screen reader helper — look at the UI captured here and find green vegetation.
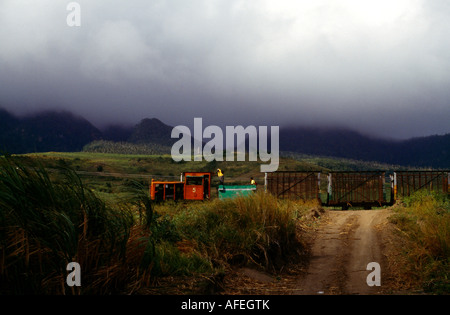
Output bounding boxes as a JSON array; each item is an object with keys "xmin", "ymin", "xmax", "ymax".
[
  {"xmin": 83, "ymin": 140, "xmax": 170, "ymax": 156},
  {"xmin": 155, "ymin": 193, "xmax": 317, "ymax": 271},
  {"xmin": 0, "ymin": 155, "xmax": 318, "ymax": 294},
  {"xmin": 389, "ymin": 191, "xmax": 450, "ymax": 294},
  {"xmin": 282, "ymin": 151, "xmax": 403, "ymax": 171}
]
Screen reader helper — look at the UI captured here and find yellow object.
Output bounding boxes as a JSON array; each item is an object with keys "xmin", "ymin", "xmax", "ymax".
[{"xmin": 217, "ymin": 169, "xmax": 223, "ymax": 177}]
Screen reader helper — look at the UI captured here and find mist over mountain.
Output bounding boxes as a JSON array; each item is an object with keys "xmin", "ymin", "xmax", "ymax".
[
  {"xmin": 101, "ymin": 124, "xmax": 134, "ymax": 142},
  {"xmin": 0, "ymin": 108, "xmax": 449, "ymax": 168},
  {"xmin": 0, "ymin": 109, "xmax": 102, "ymax": 153},
  {"xmin": 279, "ymin": 127, "xmax": 450, "ymax": 168},
  {"xmin": 128, "ymin": 118, "xmax": 178, "ymax": 147}
]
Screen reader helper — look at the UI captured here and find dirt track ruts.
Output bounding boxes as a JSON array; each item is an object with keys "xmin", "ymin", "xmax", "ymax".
[{"xmin": 296, "ymin": 209, "xmax": 391, "ymax": 295}]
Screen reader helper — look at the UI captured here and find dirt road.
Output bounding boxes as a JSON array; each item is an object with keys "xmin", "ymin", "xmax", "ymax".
[
  {"xmin": 220, "ymin": 208, "xmax": 397, "ymax": 295},
  {"xmin": 153, "ymin": 208, "xmax": 398, "ymax": 295},
  {"xmin": 296, "ymin": 209, "xmax": 392, "ymax": 295}
]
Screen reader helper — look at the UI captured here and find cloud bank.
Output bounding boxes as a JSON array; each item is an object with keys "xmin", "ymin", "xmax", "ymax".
[{"xmin": 0, "ymin": 0, "xmax": 449, "ymax": 139}]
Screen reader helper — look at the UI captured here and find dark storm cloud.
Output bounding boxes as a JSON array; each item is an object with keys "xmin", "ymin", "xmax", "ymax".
[{"xmin": 0, "ymin": 0, "xmax": 449, "ymax": 139}]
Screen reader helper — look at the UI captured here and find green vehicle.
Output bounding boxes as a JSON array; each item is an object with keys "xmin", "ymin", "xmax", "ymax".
[{"xmin": 218, "ymin": 185, "xmax": 257, "ymax": 200}]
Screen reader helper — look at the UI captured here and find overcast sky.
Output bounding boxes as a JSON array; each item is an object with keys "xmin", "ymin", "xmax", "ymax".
[{"xmin": 0, "ymin": 0, "xmax": 449, "ymax": 139}]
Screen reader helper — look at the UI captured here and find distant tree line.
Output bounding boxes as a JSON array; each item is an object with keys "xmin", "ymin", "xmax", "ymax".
[{"xmin": 83, "ymin": 140, "xmax": 171, "ymax": 155}]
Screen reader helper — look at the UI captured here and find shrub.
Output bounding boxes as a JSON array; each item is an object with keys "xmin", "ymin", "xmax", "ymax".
[{"xmin": 389, "ymin": 190, "xmax": 449, "ymax": 293}]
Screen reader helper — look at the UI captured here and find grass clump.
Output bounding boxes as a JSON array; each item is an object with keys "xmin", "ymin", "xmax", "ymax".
[
  {"xmin": 159, "ymin": 192, "xmax": 316, "ymax": 272},
  {"xmin": 389, "ymin": 190, "xmax": 449, "ymax": 294}
]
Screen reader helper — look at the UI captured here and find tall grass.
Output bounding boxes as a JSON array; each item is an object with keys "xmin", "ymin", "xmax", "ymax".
[
  {"xmin": 0, "ymin": 156, "xmax": 318, "ymax": 294},
  {"xmin": 120, "ymin": 180, "xmax": 213, "ymax": 279},
  {"xmin": 389, "ymin": 190, "xmax": 449, "ymax": 293},
  {"xmin": 160, "ymin": 192, "xmax": 317, "ymax": 272},
  {"xmin": 0, "ymin": 157, "xmax": 232, "ymax": 294},
  {"xmin": 0, "ymin": 156, "xmax": 137, "ymax": 294}
]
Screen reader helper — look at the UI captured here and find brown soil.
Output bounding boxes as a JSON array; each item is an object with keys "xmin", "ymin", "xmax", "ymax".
[{"xmin": 294, "ymin": 209, "xmax": 392, "ymax": 294}]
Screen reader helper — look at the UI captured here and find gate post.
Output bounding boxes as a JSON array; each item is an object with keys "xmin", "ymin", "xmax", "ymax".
[
  {"xmin": 318, "ymin": 173, "xmax": 321, "ymax": 202},
  {"xmin": 327, "ymin": 173, "xmax": 332, "ymax": 204},
  {"xmin": 393, "ymin": 172, "xmax": 397, "ymax": 201},
  {"xmin": 264, "ymin": 172, "xmax": 267, "ymax": 193}
]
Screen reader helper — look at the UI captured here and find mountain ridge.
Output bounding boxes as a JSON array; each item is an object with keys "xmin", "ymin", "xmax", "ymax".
[{"xmin": 0, "ymin": 108, "xmax": 449, "ymax": 168}]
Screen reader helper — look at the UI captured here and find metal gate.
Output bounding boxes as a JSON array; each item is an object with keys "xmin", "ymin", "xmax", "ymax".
[
  {"xmin": 327, "ymin": 171, "xmax": 387, "ymax": 209},
  {"xmin": 266, "ymin": 171, "xmax": 321, "ymax": 201},
  {"xmin": 264, "ymin": 170, "xmax": 449, "ymax": 209},
  {"xmin": 394, "ymin": 171, "xmax": 449, "ymax": 198}
]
